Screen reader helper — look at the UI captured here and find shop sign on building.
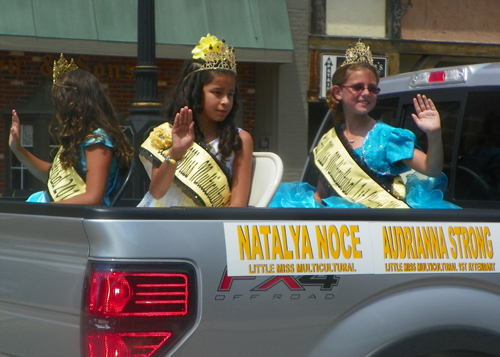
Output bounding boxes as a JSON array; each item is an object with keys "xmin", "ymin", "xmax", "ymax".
[{"xmin": 320, "ymin": 54, "xmax": 387, "ymax": 98}]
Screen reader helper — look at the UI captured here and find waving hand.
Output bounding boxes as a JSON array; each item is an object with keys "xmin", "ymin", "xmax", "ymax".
[
  {"xmin": 170, "ymin": 106, "xmax": 195, "ymax": 159},
  {"xmin": 411, "ymin": 94, "xmax": 441, "ymax": 134}
]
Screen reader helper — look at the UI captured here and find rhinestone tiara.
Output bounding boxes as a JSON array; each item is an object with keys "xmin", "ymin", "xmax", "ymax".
[{"xmin": 53, "ymin": 53, "xmax": 78, "ymax": 84}]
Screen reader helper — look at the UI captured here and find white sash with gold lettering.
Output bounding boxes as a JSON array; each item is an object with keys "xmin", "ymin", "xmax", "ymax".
[
  {"xmin": 140, "ymin": 122, "xmax": 231, "ymax": 207},
  {"xmin": 313, "ymin": 128, "xmax": 409, "ymax": 209},
  {"xmin": 47, "ymin": 147, "xmax": 87, "ymax": 202}
]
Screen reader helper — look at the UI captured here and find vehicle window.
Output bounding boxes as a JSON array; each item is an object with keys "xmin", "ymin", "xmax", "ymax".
[
  {"xmin": 402, "ymin": 100, "xmax": 460, "ymax": 165},
  {"xmin": 401, "ymin": 100, "xmax": 460, "ymax": 202},
  {"xmin": 457, "ymin": 91, "xmax": 500, "ymax": 201},
  {"xmin": 372, "ymin": 97, "xmax": 399, "ymax": 127}
]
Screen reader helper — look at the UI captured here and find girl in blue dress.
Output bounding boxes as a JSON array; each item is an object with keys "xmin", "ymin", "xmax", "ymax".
[
  {"xmin": 9, "ymin": 55, "xmax": 133, "ymax": 206},
  {"xmin": 270, "ymin": 41, "xmax": 459, "ymax": 209}
]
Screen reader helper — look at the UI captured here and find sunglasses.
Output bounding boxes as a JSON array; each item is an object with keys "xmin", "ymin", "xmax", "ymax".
[{"xmin": 342, "ymin": 84, "xmax": 381, "ymax": 95}]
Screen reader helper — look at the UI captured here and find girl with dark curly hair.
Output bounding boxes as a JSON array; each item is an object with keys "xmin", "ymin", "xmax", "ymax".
[
  {"xmin": 9, "ymin": 56, "xmax": 133, "ymax": 206},
  {"xmin": 138, "ymin": 34, "xmax": 253, "ymax": 207}
]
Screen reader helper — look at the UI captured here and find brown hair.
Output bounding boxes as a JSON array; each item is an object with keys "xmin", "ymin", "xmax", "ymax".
[
  {"xmin": 325, "ymin": 62, "xmax": 380, "ymax": 126},
  {"xmin": 51, "ymin": 69, "xmax": 133, "ymax": 169}
]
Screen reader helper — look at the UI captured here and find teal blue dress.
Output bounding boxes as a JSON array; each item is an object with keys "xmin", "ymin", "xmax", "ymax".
[
  {"xmin": 270, "ymin": 122, "xmax": 460, "ymax": 209},
  {"xmin": 26, "ymin": 129, "xmax": 119, "ymax": 206}
]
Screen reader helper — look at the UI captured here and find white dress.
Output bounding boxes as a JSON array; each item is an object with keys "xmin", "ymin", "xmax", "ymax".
[{"xmin": 137, "ymin": 135, "xmax": 236, "ymax": 208}]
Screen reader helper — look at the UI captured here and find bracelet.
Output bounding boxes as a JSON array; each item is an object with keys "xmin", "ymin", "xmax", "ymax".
[{"xmin": 164, "ymin": 153, "xmax": 183, "ymax": 165}]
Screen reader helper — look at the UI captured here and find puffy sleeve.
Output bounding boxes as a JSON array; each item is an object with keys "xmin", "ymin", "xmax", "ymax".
[
  {"xmin": 79, "ymin": 128, "xmax": 116, "ymax": 174},
  {"xmin": 83, "ymin": 128, "xmax": 114, "ymax": 149},
  {"xmin": 80, "ymin": 128, "xmax": 119, "ymax": 206},
  {"xmin": 385, "ymin": 127, "xmax": 416, "ymax": 165},
  {"xmin": 361, "ymin": 122, "xmax": 417, "ymax": 176}
]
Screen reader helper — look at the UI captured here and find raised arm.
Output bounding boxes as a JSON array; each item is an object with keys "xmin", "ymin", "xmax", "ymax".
[
  {"xmin": 403, "ymin": 94, "xmax": 443, "ymax": 178},
  {"xmin": 229, "ymin": 130, "xmax": 254, "ymax": 207},
  {"xmin": 149, "ymin": 107, "xmax": 195, "ymax": 199},
  {"xmin": 9, "ymin": 110, "xmax": 51, "ymax": 182}
]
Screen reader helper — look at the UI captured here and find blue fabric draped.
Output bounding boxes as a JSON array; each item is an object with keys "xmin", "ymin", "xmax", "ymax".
[{"xmin": 270, "ymin": 122, "xmax": 460, "ymax": 209}]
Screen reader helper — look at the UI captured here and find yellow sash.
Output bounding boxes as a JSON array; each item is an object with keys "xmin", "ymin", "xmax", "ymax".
[
  {"xmin": 47, "ymin": 147, "xmax": 87, "ymax": 202},
  {"xmin": 313, "ymin": 128, "xmax": 409, "ymax": 209},
  {"xmin": 140, "ymin": 122, "xmax": 231, "ymax": 207}
]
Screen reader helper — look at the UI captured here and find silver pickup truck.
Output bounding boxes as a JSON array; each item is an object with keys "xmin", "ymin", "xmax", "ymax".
[{"xmin": 2, "ymin": 63, "xmax": 500, "ymax": 357}]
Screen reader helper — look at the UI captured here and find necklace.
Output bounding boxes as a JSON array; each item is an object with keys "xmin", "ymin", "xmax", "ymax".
[{"xmin": 345, "ymin": 118, "xmax": 375, "ymax": 144}]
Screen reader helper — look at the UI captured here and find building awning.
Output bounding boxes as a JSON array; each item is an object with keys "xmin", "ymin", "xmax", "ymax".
[{"xmin": 0, "ymin": 0, "xmax": 294, "ymax": 63}]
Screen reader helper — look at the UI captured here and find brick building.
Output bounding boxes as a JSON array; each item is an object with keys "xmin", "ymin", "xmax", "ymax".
[
  {"xmin": 0, "ymin": 52, "xmax": 259, "ymax": 196},
  {"xmin": 0, "ymin": 0, "xmax": 311, "ymax": 198}
]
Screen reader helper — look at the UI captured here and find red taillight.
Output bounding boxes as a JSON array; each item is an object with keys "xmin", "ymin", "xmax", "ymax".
[
  {"xmin": 88, "ymin": 271, "xmax": 188, "ymax": 317},
  {"xmin": 86, "ymin": 332, "xmax": 172, "ymax": 357},
  {"xmin": 88, "ymin": 272, "xmax": 131, "ymax": 315},
  {"xmin": 82, "ymin": 263, "xmax": 196, "ymax": 357}
]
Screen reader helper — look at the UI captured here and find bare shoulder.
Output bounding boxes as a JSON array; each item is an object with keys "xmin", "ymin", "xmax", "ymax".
[{"xmin": 238, "ymin": 129, "xmax": 253, "ymax": 147}]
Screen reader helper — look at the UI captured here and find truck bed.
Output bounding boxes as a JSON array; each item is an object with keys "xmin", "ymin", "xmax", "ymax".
[{"xmin": 2, "ymin": 200, "xmax": 500, "ymax": 356}]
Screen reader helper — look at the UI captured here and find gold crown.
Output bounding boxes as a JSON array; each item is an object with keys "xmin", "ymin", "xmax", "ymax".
[
  {"xmin": 340, "ymin": 40, "xmax": 376, "ymax": 67},
  {"xmin": 53, "ymin": 53, "xmax": 78, "ymax": 84},
  {"xmin": 188, "ymin": 34, "xmax": 236, "ymax": 77}
]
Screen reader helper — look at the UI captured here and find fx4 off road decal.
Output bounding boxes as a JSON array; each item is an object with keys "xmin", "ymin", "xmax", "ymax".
[{"xmin": 215, "ymin": 267, "xmax": 339, "ymax": 301}]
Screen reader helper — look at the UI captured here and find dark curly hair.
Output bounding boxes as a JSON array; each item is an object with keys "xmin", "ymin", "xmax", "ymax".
[
  {"xmin": 51, "ymin": 69, "xmax": 133, "ymax": 169},
  {"xmin": 164, "ymin": 60, "xmax": 241, "ymax": 160},
  {"xmin": 326, "ymin": 62, "xmax": 380, "ymax": 126}
]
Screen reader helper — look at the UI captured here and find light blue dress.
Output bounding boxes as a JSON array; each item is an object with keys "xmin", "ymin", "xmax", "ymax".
[
  {"xmin": 270, "ymin": 122, "xmax": 460, "ymax": 209},
  {"xmin": 26, "ymin": 129, "xmax": 119, "ymax": 206}
]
